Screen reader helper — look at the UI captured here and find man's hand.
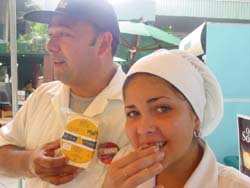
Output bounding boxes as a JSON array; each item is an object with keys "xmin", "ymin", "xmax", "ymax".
[{"xmin": 28, "ymin": 140, "xmax": 80, "ymax": 185}]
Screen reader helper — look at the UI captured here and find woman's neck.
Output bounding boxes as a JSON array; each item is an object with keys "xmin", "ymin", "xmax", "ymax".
[{"xmin": 156, "ymin": 140, "xmax": 203, "ymax": 188}]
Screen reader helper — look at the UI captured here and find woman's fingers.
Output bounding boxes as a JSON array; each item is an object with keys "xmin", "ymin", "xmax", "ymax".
[
  {"xmin": 154, "ymin": 185, "xmax": 165, "ymax": 188},
  {"xmin": 102, "ymin": 146, "xmax": 166, "ymax": 188},
  {"xmin": 115, "ymin": 145, "xmax": 160, "ymax": 168},
  {"xmin": 122, "ymin": 150, "xmax": 164, "ymax": 179},
  {"xmin": 123, "ymin": 163, "xmax": 163, "ymax": 188},
  {"xmin": 108, "ymin": 146, "xmax": 165, "ymax": 185}
]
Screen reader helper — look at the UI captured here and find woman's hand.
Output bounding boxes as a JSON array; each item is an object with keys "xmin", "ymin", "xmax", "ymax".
[{"xmin": 102, "ymin": 145, "xmax": 165, "ymax": 188}]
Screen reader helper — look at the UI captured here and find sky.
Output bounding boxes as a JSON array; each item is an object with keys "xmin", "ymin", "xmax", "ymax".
[{"xmin": 32, "ymin": 0, "xmax": 156, "ymax": 21}]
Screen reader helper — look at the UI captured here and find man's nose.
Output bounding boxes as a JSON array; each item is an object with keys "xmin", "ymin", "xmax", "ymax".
[
  {"xmin": 137, "ymin": 115, "xmax": 156, "ymax": 135},
  {"xmin": 45, "ymin": 37, "xmax": 60, "ymax": 53}
]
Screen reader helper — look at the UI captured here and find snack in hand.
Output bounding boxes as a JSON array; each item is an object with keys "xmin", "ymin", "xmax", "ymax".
[{"xmin": 61, "ymin": 116, "xmax": 98, "ymax": 168}]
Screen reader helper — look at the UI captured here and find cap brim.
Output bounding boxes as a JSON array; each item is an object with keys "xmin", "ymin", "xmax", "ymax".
[{"xmin": 23, "ymin": 10, "xmax": 65, "ymax": 24}]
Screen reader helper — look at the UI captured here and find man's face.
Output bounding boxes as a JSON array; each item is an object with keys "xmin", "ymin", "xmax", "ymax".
[{"xmin": 46, "ymin": 15, "xmax": 99, "ymax": 86}]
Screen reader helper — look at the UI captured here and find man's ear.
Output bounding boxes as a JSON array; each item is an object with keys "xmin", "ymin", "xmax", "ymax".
[{"xmin": 98, "ymin": 32, "xmax": 113, "ymax": 56}]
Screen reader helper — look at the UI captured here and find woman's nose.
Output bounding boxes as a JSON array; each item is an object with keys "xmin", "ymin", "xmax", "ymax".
[
  {"xmin": 45, "ymin": 37, "xmax": 60, "ymax": 53},
  {"xmin": 137, "ymin": 116, "xmax": 156, "ymax": 135}
]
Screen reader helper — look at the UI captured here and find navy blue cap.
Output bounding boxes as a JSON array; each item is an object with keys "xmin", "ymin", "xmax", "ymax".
[{"xmin": 24, "ymin": 0, "xmax": 120, "ymax": 55}]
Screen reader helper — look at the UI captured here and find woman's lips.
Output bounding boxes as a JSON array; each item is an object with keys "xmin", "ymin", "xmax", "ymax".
[
  {"xmin": 139, "ymin": 141, "xmax": 167, "ymax": 149},
  {"xmin": 154, "ymin": 141, "xmax": 167, "ymax": 148}
]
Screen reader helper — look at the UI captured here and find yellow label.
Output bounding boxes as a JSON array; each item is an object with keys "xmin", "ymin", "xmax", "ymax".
[
  {"xmin": 61, "ymin": 117, "xmax": 98, "ymax": 164},
  {"xmin": 66, "ymin": 119, "xmax": 98, "ymax": 140}
]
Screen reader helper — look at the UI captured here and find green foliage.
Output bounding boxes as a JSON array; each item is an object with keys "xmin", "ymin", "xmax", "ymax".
[
  {"xmin": 18, "ymin": 23, "xmax": 48, "ymax": 45},
  {"xmin": 17, "ymin": 0, "xmax": 42, "ymax": 36},
  {"xmin": 16, "ymin": 0, "xmax": 48, "ymax": 44}
]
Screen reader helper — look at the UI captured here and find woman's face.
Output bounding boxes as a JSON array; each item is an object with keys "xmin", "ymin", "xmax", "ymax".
[{"xmin": 124, "ymin": 74, "xmax": 200, "ymax": 169}]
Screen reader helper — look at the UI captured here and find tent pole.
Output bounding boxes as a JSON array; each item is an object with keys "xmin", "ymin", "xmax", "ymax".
[
  {"xmin": 9, "ymin": 0, "xmax": 22, "ymax": 187},
  {"xmin": 130, "ymin": 35, "xmax": 140, "ymax": 66},
  {"xmin": 9, "ymin": 0, "xmax": 18, "ymax": 116}
]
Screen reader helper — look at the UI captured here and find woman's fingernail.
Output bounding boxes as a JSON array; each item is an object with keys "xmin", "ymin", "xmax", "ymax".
[
  {"xmin": 138, "ymin": 144, "xmax": 150, "ymax": 150},
  {"xmin": 155, "ymin": 152, "xmax": 164, "ymax": 161},
  {"xmin": 155, "ymin": 163, "xmax": 163, "ymax": 173},
  {"xmin": 153, "ymin": 146, "xmax": 160, "ymax": 152}
]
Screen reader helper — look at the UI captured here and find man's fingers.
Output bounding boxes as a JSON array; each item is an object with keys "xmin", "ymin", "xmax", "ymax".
[
  {"xmin": 41, "ymin": 173, "xmax": 77, "ymax": 186},
  {"xmin": 42, "ymin": 140, "xmax": 61, "ymax": 151},
  {"xmin": 34, "ymin": 155, "xmax": 67, "ymax": 168},
  {"xmin": 34, "ymin": 164, "xmax": 79, "ymax": 177}
]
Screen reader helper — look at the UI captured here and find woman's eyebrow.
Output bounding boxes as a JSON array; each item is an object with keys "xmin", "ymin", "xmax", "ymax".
[
  {"xmin": 125, "ymin": 96, "xmax": 171, "ymax": 109},
  {"xmin": 125, "ymin": 104, "xmax": 136, "ymax": 109},
  {"xmin": 147, "ymin": 96, "xmax": 171, "ymax": 104}
]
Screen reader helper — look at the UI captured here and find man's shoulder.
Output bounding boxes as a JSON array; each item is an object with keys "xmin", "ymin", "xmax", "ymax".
[
  {"xmin": 23, "ymin": 81, "xmax": 67, "ymax": 108},
  {"xmin": 34, "ymin": 81, "xmax": 65, "ymax": 96}
]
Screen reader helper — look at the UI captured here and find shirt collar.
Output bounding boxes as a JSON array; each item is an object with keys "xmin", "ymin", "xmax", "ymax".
[
  {"xmin": 49, "ymin": 66, "xmax": 125, "ymax": 117},
  {"xmin": 98, "ymin": 65, "xmax": 126, "ymax": 101},
  {"xmin": 48, "ymin": 81, "xmax": 69, "ymax": 110},
  {"xmin": 184, "ymin": 140, "xmax": 219, "ymax": 188},
  {"xmin": 82, "ymin": 66, "xmax": 125, "ymax": 117}
]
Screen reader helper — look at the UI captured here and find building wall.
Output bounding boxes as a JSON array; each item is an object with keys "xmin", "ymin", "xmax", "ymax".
[
  {"xmin": 205, "ymin": 23, "xmax": 250, "ymax": 163},
  {"xmin": 156, "ymin": 0, "xmax": 250, "ymax": 20},
  {"xmin": 0, "ymin": 0, "xmax": 8, "ymax": 41},
  {"xmin": 31, "ymin": 0, "xmax": 250, "ymax": 23}
]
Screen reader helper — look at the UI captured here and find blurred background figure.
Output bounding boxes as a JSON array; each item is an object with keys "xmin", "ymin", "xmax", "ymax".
[{"xmin": 22, "ymin": 80, "xmax": 34, "ymax": 99}]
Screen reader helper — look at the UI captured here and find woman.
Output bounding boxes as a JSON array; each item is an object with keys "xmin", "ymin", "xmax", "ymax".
[{"xmin": 102, "ymin": 49, "xmax": 250, "ymax": 188}]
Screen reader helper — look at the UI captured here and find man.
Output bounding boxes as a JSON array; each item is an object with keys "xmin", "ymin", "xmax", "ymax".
[{"xmin": 0, "ymin": 0, "xmax": 128, "ymax": 187}]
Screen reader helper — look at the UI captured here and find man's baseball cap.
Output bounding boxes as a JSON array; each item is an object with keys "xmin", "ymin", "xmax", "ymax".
[{"xmin": 23, "ymin": 0, "xmax": 120, "ymax": 55}]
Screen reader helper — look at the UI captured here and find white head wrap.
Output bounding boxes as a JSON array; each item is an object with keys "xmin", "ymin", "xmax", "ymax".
[{"xmin": 125, "ymin": 49, "xmax": 224, "ymax": 137}]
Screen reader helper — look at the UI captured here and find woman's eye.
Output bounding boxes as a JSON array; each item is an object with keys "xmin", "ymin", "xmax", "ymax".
[
  {"xmin": 126, "ymin": 111, "xmax": 139, "ymax": 118},
  {"xmin": 156, "ymin": 106, "xmax": 171, "ymax": 113}
]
